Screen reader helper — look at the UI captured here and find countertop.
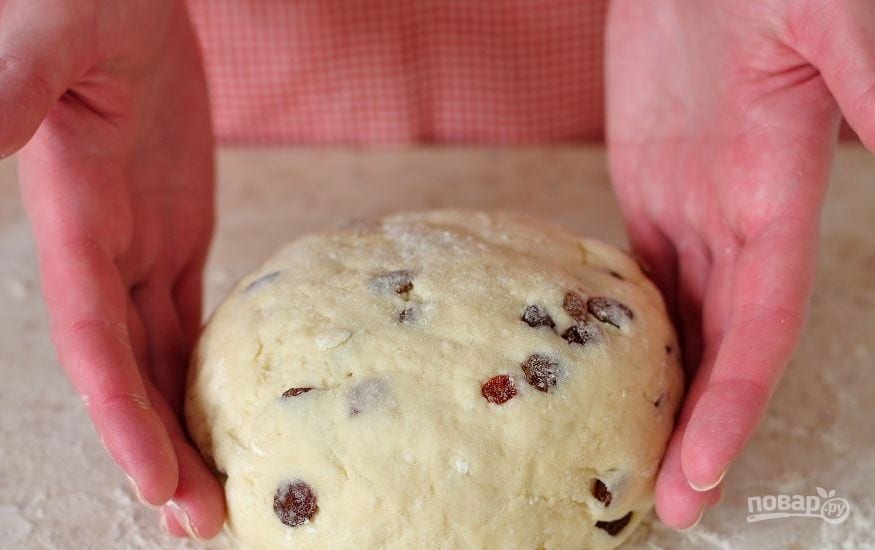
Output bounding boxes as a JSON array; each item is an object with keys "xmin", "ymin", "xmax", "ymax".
[{"xmin": 0, "ymin": 146, "xmax": 872, "ymax": 549}]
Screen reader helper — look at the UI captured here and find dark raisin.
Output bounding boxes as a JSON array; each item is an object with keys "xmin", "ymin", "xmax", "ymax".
[
  {"xmin": 273, "ymin": 480, "xmax": 319, "ymax": 527},
  {"xmin": 522, "ymin": 305, "xmax": 555, "ymax": 329},
  {"xmin": 562, "ymin": 321, "xmax": 600, "ymax": 346},
  {"xmin": 591, "ymin": 479, "xmax": 612, "ymax": 507},
  {"xmin": 245, "ymin": 271, "xmax": 281, "ymax": 292},
  {"xmin": 348, "ymin": 378, "xmax": 389, "ymax": 416},
  {"xmin": 587, "ymin": 297, "xmax": 634, "ymax": 328},
  {"xmin": 563, "ymin": 291, "xmax": 587, "ymax": 321},
  {"xmin": 371, "ymin": 270, "xmax": 414, "ymax": 295},
  {"xmin": 282, "ymin": 387, "xmax": 313, "ymax": 398},
  {"xmin": 399, "ymin": 306, "xmax": 416, "ymax": 323},
  {"xmin": 481, "ymin": 375, "xmax": 517, "ymax": 404},
  {"xmin": 521, "ymin": 354, "xmax": 562, "ymax": 392},
  {"xmin": 596, "ymin": 511, "xmax": 633, "ymax": 536}
]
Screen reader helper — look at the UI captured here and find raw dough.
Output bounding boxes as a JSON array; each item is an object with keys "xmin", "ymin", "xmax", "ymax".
[{"xmin": 186, "ymin": 210, "xmax": 683, "ymax": 549}]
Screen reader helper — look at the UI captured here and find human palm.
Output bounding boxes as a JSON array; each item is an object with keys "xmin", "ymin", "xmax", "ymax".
[
  {"xmin": 607, "ymin": 0, "xmax": 875, "ymax": 528},
  {"xmin": 8, "ymin": 0, "xmax": 224, "ymax": 538}
]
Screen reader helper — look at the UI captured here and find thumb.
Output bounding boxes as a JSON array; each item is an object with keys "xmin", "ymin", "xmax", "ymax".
[
  {"xmin": 794, "ymin": 0, "xmax": 875, "ymax": 151},
  {"xmin": 0, "ymin": 1, "xmax": 87, "ymax": 156}
]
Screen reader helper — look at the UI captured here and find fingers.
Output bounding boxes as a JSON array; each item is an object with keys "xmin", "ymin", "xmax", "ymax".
[
  {"xmin": 132, "ymin": 284, "xmax": 188, "ymax": 414},
  {"xmin": 145, "ymin": 382, "xmax": 226, "ymax": 539},
  {"xmin": 133, "ymin": 281, "xmax": 226, "ymax": 538},
  {"xmin": 791, "ymin": 0, "xmax": 875, "ymax": 150},
  {"xmin": 161, "ymin": 510, "xmax": 189, "ymax": 538},
  {"xmin": 0, "ymin": 0, "xmax": 90, "ymax": 155},
  {"xmin": 680, "ymin": 220, "xmax": 816, "ymax": 492},
  {"xmin": 655, "ymin": 427, "xmax": 722, "ymax": 529},
  {"xmin": 173, "ymin": 252, "xmax": 209, "ymax": 352},
  {"xmin": 37, "ymin": 235, "xmax": 178, "ymax": 506}
]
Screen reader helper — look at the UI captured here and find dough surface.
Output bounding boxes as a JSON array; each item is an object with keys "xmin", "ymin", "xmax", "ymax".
[{"xmin": 186, "ymin": 210, "xmax": 683, "ymax": 549}]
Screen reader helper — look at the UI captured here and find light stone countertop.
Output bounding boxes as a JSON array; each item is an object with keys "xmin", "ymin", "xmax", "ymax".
[{"xmin": 0, "ymin": 146, "xmax": 872, "ymax": 549}]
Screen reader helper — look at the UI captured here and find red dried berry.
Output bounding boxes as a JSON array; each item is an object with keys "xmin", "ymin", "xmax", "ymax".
[
  {"xmin": 562, "ymin": 322, "xmax": 600, "ymax": 346},
  {"xmin": 591, "ymin": 479, "xmax": 612, "ymax": 507},
  {"xmin": 521, "ymin": 305, "xmax": 555, "ymax": 329},
  {"xmin": 595, "ymin": 511, "xmax": 633, "ymax": 536},
  {"xmin": 521, "ymin": 354, "xmax": 562, "ymax": 392},
  {"xmin": 282, "ymin": 387, "xmax": 313, "ymax": 398},
  {"xmin": 481, "ymin": 375, "xmax": 518, "ymax": 404},
  {"xmin": 273, "ymin": 480, "xmax": 319, "ymax": 527},
  {"xmin": 587, "ymin": 297, "xmax": 634, "ymax": 328},
  {"xmin": 563, "ymin": 291, "xmax": 587, "ymax": 321}
]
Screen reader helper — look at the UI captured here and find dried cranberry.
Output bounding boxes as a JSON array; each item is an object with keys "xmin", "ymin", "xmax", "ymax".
[
  {"xmin": 591, "ymin": 479, "xmax": 612, "ymax": 506},
  {"xmin": 595, "ymin": 511, "xmax": 633, "ymax": 536},
  {"xmin": 563, "ymin": 291, "xmax": 587, "ymax": 321},
  {"xmin": 481, "ymin": 375, "xmax": 517, "ymax": 404},
  {"xmin": 521, "ymin": 354, "xmax": 561, "ymax": 392},
  {"xmin": 273, "ymin": 480, "xmax": 319, "ymax": 527},
  {"xmin": 282, "ymin": 387, "xmax": 313, "ymax": 398},
  {"xmin": 562, "ymin": 322, "xmax": 600, "ymax": 346},
  {"xmin": 521, "ymin": 305, "xmax": 555, "ymax": 329},
  {"xmin": 587, "ymin": 297, "xmax": 634, "ymax": 328}
]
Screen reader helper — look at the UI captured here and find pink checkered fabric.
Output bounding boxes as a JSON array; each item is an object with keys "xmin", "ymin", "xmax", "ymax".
[{"xmin": 186, "ymin": 0, "xmax": 607, "ymax": 144}]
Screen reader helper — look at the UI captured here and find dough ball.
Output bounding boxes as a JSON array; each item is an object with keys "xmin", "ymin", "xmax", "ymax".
[{"xmin": 186, "ymin": 210, "xmax": 683, "ymax": 549}]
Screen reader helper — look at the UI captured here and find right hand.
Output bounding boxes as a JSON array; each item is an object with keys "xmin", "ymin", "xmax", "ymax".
[{"xmin": 4, "ymin": 0, "xmax": 224, "ymax": 538}]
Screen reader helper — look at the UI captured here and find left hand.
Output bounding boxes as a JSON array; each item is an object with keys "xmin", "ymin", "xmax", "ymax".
[{"xmin": 606, "ymin": 0, "xmax": 875, "ymax": 528}]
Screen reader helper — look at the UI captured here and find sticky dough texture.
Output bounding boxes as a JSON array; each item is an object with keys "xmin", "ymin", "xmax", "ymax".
[{"xmin": 186, "ymin": 210, "xmax": 683, "ymax": 549}]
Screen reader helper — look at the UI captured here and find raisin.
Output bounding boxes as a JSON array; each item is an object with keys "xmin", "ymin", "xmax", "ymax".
[
  {"xmin": 522, "ymin": 305, "xmax": 555, "ymax": 329},
  {"xmin": 348, "ymin": 378, "xmax": 390, "ymax": 416},
  {"xmin": 245, "ymin": 271, "xmax": 281, "ymax": 292},
  {"xmin": 282, "ymin": 387, "xmax": 313, "ymax": 398},
  {"xmin": 563, "ymin": 291, "xmax": 587, "ymax": 321},
  {"xmin": 595, "ymin": 511, "xmax": 633, "ymax": 536},
  {"xmin": 481, "ymin": 375, "xmax": 517, "ymax": 404},
  {"xmin": 273, "ymin": 480, "xmax": 319, "ymax": 527},
  {"xmin": 562, "ymin": 322, "xmax": 600, "ymax": 346},
  {"xmin": 371, "ymin": 270, "xmax": 414, "ymax": 295},
  {"xmin": 591, "ymin": 479, "xmax": 612, "ymax": 507},
  {"xmin": 665, "ymin": 344, "xmax": 673, "ymax": 354},
  {"xmin": 521, "ymin": 354, "xmax": 561, "ymax": 392},
  {"xmin": 587, "ymin": 297, "xmax": 634, "ymax": 328}
]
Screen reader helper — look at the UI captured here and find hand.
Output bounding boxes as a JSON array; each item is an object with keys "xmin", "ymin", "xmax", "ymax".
[
  {"xmin": 606, "ymin": 0, "xmax": 875, "ymax": 528},
  {"xmin": 6, "ymin": 0, "xmax": 224, "ymax": 538}
]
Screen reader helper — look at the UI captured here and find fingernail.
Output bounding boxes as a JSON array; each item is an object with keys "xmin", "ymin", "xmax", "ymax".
[
  {"xmin": 688, "ymin": 466, "xmax": 728, "ymax": 492},
  {"xmin": 126, "ymin": 475, "xmax": 159, "ymax": 510},
  {"xmin": 159, "ymin": 513, "xmax": 172, "ymax": 535},
  {"xmin": 678, "ymin": 506, "xmax": 705, "ymax": 531},
  {"xmin": 166, "ymin": 500, "xmax": 203, "ymax": 541}
]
